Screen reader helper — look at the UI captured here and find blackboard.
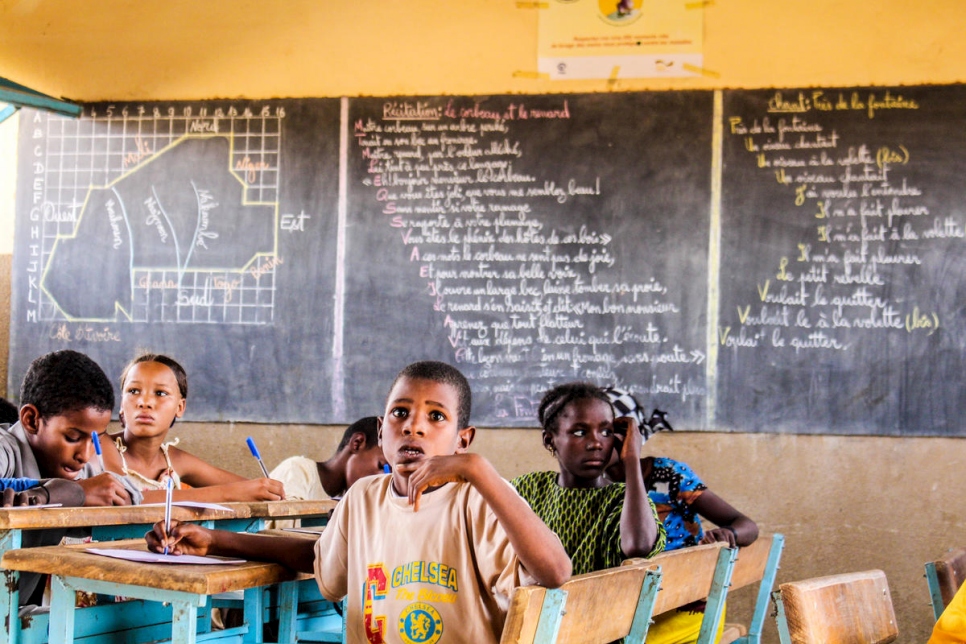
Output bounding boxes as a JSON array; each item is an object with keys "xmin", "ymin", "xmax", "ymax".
[
  {"xmin": 10, "ymin": 99, "xmax": 343, "ymax": 421},
  {"xmin": 7, "ymin": 87, "xmax": 966, "ymax": 435},
  {"xmin": 717, "ymin": 86, "xmax": 966, "ymax": 435},
  {"xmin": 340, "ymin": 93, "xmax": 713, "ymax": 426}
]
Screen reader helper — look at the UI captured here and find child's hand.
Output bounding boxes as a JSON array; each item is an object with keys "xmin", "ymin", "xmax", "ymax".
[
  {"xmin": 146, "ymin": 519, "xmax": 213, "ymax": 556},
  {"xmin": 230, "ymin": 478, "xmax": 286, "ymax": 501},
  {"xmin": 613, "ymin": 417, "xmax": 643, "ymax": 466},
  {"xmin": 79, "ymin": 472, "xmax": 134, "ymax": 506},
  {"xmin": 2, "ymin": 485, "xmax": 47, "ymax": 507},
  {"xmin": 700, "ymin": 527, "xmax": 738, "ymax": 548},
  {"xmin": 397, "ymin": 453, "xmax": 478, "ymax": 512}
]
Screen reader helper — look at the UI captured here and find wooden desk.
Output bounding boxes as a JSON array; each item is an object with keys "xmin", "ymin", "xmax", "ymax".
[
  {"xmin": 0, "ymin": 499, "xmax": 336, "ymax": 644},
  {"xmin": 2, "ymin": 538, "xmax": 313, "ymax": 644},
  {"xmin": 0, "ymin": 499, "xmax": 335, "ymax": 532}
]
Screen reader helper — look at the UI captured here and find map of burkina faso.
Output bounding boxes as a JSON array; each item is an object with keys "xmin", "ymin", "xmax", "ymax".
[{"xmin": 41, "ymin": 136, "xmax": 277, "ymax": 321}]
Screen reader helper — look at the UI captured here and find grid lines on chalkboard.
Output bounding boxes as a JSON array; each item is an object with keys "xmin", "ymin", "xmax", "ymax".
[
  {"xmin": 32, "ymin": 106, "xmax": 283, "ymax": 326},
  {"xmin": 129, "ymin": 267, "xmax": 275, "ymax": 325}
]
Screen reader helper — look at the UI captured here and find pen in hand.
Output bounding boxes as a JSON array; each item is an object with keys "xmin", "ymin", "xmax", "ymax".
[
  {"xmin": 91, "ymin": 431, "xmax": 105, "ymax": 472},
  {"xmin": 246, "ymin": 437, "xmax": 271, "ymax": 478},
  {"xmin": 163, "ymin": 477, "xmax": 173, "ymax": 555}
]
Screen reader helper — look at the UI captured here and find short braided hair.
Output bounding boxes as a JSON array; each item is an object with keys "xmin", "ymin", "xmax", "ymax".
[{"xmin": 538, "ymin": 382, "xmax": 613, "ymax": 433}]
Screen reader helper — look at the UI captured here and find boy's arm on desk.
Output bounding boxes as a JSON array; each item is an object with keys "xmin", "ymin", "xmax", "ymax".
[{"xmin": 147, "ymin": 519, "xmax": 318, "ymax": 574}]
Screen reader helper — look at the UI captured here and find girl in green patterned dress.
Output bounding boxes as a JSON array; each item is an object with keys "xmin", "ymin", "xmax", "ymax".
[{"xmin": 511, "ymin": 382, "xmax": 665, "ymax": 575}]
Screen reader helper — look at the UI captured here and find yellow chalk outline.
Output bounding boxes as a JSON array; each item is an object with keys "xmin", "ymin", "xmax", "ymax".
[{"xmin": 41, "ymin": 130, "xmax": 281, "ymax": 323}]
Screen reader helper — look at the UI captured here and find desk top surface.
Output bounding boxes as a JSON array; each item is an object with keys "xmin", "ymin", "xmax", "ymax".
[
  {"xmin": 0, "ymin": 498, "xmax": 336, "ymax": 530},
  {"xmin": 1, "ymin": 538, "xmax": 311, "ymax": 595}
]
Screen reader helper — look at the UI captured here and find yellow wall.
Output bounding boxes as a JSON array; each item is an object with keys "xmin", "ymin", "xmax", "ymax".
[
  {"xmin": 1, "ymin": 0, "xmax": 965, "ymax": 100},
  {"xmin": 2, "ymin": 1, "xmax": 966, "ymax": 641}
]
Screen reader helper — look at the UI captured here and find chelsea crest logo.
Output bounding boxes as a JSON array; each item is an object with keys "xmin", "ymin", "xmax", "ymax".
[{"xmin": 398, "ymin": 602, "xmax": 443, "ymax": 644}]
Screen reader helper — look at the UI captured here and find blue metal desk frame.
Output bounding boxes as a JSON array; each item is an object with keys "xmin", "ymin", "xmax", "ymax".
[{"xmin": 0, "ymin": 501, "xmax": 334, "ymax": 644}]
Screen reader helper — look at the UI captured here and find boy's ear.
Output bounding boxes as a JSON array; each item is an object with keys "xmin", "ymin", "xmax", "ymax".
[
  {"xmin": 376, "ymin": 417, "xmax": 383, "ymax": 446},
  {"xmin": 348, "ymin": 432, "xmax": 367, "ymax": 453},
  {"xmin": 456, "ymin": 425, "xmax": 476, "ymax": 453},
  {"xmin": 20, "ymin": 404, "xmax": 41, "ymax": 436}
]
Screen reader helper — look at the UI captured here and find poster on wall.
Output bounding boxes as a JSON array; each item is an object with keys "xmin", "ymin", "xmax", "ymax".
[{"xmin": 537, "ymin": 0, "xmax": 704, "ymax": 80}]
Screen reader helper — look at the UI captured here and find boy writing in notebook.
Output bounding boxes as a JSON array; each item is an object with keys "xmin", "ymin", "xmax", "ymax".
[
  {"xmin": 148, "ymin": 360, "xmax": 571, "ymax": 643},
  {"xmin": 0, "ymin": 349, "xmax": 142, "ymax": 606}
]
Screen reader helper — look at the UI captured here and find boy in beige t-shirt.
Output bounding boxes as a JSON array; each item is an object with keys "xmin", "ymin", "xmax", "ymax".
[{"xmin": 147, "ymin": 361, "xmax": 571, "ymax": 643}]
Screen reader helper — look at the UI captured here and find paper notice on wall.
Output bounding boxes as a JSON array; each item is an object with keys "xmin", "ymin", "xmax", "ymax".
[{"xmin": 538, "ymin": 0, "xmax": 704, "ymax": 80}]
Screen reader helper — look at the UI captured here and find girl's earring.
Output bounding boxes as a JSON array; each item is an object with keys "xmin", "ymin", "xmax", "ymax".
[{"xmin": 547, "ymin": 445, "xmax": 556, "ymax": 457}]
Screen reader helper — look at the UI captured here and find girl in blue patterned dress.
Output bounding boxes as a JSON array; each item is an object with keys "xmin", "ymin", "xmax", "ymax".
[{"xmin": 603, "ymin": 387, "xmax": 758, "ymax": 644}]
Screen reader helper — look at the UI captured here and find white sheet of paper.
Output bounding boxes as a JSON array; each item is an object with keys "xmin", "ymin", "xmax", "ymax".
[
  {"xmin": 2, "ymin": 503, "xmax": 63, "ymax": 509},
  {"xmin": 140, "ymin": 501, "xmax": 233, "ymax": 512},
  {"xmin": 87, "ymin": 548, "xmax": 245, "ymax": 565}
]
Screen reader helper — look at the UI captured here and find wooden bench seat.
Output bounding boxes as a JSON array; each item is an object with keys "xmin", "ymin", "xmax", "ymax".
[
  {"xmin": 773, "ymin": 569, "xmax": 897, "ymax": 644},
  {"xmin": 501, "ymin": 541, "xmax": 732, "ymax": 643}
]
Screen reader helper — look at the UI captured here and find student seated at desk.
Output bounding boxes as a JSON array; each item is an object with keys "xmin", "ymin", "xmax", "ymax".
[
  {"xmin": 147, "ymin": 360, "xmax": 571, "ymax": 644},
  {"xmin": 102, "ymin": 353, "xmax": 285, "ymax": 503},
  {"xmin": 510, "ymin": 382, "xmax": 666, "ymax": 576},
  {"xmin": 267, "ymin": 415, "xmax": 387, "ymax": 529},
  {"xmin": 0, "ymin": 350, "xmax": 141, "ymax": 606},
  {"xmin": 603, "ymin": 386, "xmax": 759, "ymax": 644},
  {"xmin": 270, "ymin": 415, "xmax": 387, "ymax": 501}
]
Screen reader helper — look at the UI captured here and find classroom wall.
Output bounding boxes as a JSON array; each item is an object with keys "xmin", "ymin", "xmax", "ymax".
[{"xmin": 3, "ymin": 1, "xmax": 966, "ymax": 641}]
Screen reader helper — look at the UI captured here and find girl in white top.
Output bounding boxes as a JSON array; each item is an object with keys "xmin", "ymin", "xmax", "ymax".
[{"xmin": 101, "ymin": 353, "xmax": 285, "ymax": 504}]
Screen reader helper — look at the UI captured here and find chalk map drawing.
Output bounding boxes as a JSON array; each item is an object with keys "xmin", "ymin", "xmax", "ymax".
[{"xmin": 32, "ymin": 106, "xmax": 282, "ymax": 324}]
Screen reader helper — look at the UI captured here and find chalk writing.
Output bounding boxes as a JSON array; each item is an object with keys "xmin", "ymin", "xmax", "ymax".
[
  {"xmin": 724, "ymin": 89, "xmax": 962, "ymax": 357},
  {"xmin": 353, "ymin": 96, "xmax": 707, "ymax": 418},
  {"xmin": 49, "ymin": 323, "xmax": 121, "ymax": 343}
]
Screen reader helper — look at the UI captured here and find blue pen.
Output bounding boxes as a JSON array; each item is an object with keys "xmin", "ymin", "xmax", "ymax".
[
  {"xmin": 246, "ymin": 437, "xmax": 271, "ymax": 478},
  {"xmin": 91, "ymin": 431, "xmax": 105, "ymax": 472},
  {"xmin": 162, "ymin": 477, "xmax": 173, "ymax": 555}
]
